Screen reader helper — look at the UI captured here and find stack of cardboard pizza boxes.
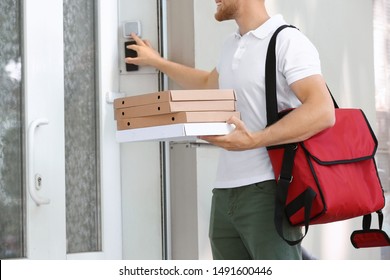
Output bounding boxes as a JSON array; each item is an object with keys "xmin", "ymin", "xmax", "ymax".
[{"xmin": 113, "ymin": 89, "xmax": 239, "ymax": 131}]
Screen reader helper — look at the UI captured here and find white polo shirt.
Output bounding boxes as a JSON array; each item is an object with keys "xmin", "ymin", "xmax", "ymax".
[{"xmin": 214, "ymin": 15, "xmax": 322, "ymax": 188}]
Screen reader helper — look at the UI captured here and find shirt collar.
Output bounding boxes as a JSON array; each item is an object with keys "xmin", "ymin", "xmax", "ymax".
[{"xmin": 234, "ymin": 14, "xmax": 286, "ymax": 40}]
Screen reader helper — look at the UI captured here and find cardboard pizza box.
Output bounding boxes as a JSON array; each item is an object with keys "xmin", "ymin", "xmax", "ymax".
[
  {"xmin": 115, "ymin": 100, "xmax": 236, "ymax": 119},
  {"xmin": 114, "ymin": 89, "xmax": 236, "ymax": 109},
  {"xmin": 116, "ymin": 111, "xmax": 241, "ymax": 130}
]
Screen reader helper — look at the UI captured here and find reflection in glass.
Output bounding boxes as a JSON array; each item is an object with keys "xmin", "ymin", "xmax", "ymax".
[
  {"xmin": 63, "ymin": 0, "xmax": 101, "ymax": 253},
  {"xmin": 0, "ymin": 0, "xmax": 24, "ymax": 259}
]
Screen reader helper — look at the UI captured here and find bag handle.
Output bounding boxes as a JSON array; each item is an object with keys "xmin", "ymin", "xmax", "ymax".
[
  {"xmin": 350, "ymin": 211, "xmax": 390, "ymax": 249},
  {"xmin": 272, "ymin": 142, "xmax": 317, "ymax": 246}
]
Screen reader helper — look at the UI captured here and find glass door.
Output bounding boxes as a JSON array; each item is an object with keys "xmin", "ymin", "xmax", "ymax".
[{"xmin": 0, "ymin": 0, "xmax": 121, "ymax": 259}]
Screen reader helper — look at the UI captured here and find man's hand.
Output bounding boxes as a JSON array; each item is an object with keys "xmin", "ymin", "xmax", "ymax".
[
  {"xmin": 125, "ymin": 33, "xmax": 163, "ymax": 67},
  {"xmin": 199, "ymin": 116, "xmax": 258, "ymax": 151},
  {"xmin": 202, "ymin": 75, "xmax": 335, "ymax": 151},
  {"xmin": 124, "ymin": 33, "xmax": 218, "ymax": 89}
]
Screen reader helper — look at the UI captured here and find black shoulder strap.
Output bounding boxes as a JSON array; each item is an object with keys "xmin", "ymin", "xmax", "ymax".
[{"xmin": 265, "ymin": 25, "xmax": 297, "ymax": 127}]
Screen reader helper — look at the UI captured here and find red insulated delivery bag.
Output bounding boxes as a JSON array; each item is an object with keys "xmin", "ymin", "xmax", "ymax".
[{"xmin": 265, "ymin": 25, "xmax": 386, "ymax": 246}]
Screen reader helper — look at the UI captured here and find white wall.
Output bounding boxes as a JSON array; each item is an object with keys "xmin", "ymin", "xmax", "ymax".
[{"xmin": 266, "ymin": 0, "xmax": 377, "ymax": 126}]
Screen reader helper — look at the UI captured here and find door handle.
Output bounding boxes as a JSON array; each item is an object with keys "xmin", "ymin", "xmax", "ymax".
[{"xmin": 28, "ymin": 118, "xmax": 50, "ymax": 206}]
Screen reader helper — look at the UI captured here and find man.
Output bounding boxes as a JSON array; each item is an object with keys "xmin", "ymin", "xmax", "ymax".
[{"xmin": 126, "ymin": 0, "xmax": 335, "ymax": 259}]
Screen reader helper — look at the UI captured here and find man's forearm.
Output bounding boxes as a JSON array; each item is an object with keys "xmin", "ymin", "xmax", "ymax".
[{"xmin": 156, "ymin": 58, "xmax": 218, "ymax": 90}]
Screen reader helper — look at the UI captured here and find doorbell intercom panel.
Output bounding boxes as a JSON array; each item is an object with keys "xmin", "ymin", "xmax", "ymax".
[
  {"xmin": 123, "ymin": 21, "xmax": 142, "ymax": 38},
  {"xmin": 119, "ymin": 20, "xmax": 155, "ymax": 75},
  {"xmin": 121, "ymin": 20, "xmax": 142, "ymax": 73}
]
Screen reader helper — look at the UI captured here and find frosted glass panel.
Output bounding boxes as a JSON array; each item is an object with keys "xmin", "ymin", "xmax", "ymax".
[
  {"xmin": 0, "ymin": 0, "xmax": 24, "ymax": 259},
  {"xmin": 64, "ymin": 0, "xmax": 101, "ymax": 253}
]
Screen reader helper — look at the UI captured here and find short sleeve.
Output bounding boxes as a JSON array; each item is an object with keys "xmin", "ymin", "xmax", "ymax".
[{"xmin": 276, "ymin": 29, "xmax": 322, "ymax": 85}]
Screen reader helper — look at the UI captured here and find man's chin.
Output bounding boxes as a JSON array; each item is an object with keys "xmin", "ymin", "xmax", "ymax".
[{"xmin": 214, "ymin": 13, "xmax": 232, "ymax": 22}]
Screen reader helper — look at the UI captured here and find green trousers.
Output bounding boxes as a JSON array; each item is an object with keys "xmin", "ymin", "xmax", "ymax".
[{"xmin": 209, "ymin": 180, "xmax": 302, "ymax": 260}]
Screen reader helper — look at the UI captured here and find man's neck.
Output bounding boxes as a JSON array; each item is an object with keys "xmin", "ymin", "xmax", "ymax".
[{"xmin": 236, "ymin": 4, "xmax": 270, "ymax": 35}]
